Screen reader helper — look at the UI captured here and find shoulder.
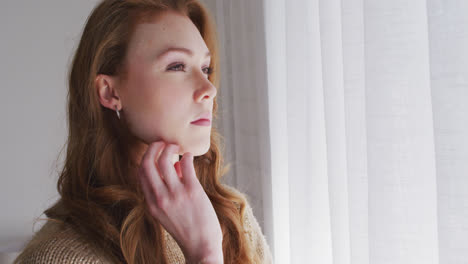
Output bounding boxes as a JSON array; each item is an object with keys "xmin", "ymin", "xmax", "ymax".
[
  {"xmin": 13, "ymin": 220, "xmax": 112, "ymax": 264},
  {"xmin": 220, "ymin": 183, "xmax": 255, "ymax": 223},
  {"xmin": 220, "ymin": 183, "xmax": 257, "ymax": 220}
]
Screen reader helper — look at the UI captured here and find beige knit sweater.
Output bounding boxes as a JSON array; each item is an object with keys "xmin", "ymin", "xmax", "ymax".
[{"xmin": 13, "ymin": 186, "xmax": 273, "ymax": 264}]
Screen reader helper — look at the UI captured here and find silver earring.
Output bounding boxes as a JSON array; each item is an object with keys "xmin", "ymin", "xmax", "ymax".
[{"xmin": 115, "ymin": 105, "xmax": 120, "ymax": 119}]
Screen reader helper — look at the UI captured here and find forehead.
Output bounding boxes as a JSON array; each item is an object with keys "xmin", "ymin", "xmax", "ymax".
[{"xmin": 127, "ymin": 11, "xmax": 208, "ymax": 57}]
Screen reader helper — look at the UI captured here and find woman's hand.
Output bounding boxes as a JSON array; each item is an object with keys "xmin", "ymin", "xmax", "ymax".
[{"xmin": 137, "ymin": 141, "xmax": 223, "ymax": 264}]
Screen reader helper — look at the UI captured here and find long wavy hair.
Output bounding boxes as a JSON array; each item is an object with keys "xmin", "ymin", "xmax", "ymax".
[{"xmin": 41, "ymin": 0, "xmax": 260, "ymax": 263}]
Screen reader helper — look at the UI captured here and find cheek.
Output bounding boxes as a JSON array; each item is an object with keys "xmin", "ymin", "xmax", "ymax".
[
  {"xmin": 122, "ymin": 78, "xmax": 190, "ymax": 143},
  {"xmin": 140, "ymin": 78, "xmax": 185, "ymax": 115}
]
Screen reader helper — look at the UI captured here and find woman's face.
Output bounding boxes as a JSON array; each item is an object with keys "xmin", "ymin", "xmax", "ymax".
[{"xmin": 116, "ymin": 11, "xmax": 217, "ymax": 158}]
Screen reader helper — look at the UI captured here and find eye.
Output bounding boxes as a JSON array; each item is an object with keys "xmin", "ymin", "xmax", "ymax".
[
  {"xmin": 167, "ymin": 63, "xmax": 185, "ymax": 71},
  {"xmin": 166, "ymin": 63, "xmax": 214, "ymax": 76},
  {"xmin": 203, "ymin": 66, "xmax": 214, "ymax": 76}
]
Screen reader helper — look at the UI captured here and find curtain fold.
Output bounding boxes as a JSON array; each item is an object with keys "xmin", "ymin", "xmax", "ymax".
[{"xmin": 204, "ymin": 0, "xmax": 468, "ymax": 263}]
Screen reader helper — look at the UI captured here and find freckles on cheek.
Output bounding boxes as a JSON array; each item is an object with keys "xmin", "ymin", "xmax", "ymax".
[
  {"xmin": 151, "ymin": 79, "xmax": 184, "ymax": 105},
  {"xmin": 132, "ymin": 75, "xmax": 164, "ymax": 108}
]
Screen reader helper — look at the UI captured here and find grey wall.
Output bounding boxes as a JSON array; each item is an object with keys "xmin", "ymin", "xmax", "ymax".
[{"xmin": 0, "ymin": 0, "xmax": 100, "ymax": 260}]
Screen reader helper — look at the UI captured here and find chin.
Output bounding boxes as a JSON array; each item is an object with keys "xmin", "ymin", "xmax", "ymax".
[{"xmin": 191, "ymin": 142, "xmax": 211, "ymax": 157}]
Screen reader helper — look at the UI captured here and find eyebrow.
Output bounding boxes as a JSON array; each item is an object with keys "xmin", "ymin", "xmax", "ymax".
[{"xmin": 156, "ymin": 47, "xmax": 211, "ymax": 60}]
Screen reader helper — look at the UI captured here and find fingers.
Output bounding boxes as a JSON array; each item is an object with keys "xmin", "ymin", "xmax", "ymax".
[
  {"xmin": 138, "ymin": 167, "xmax": 161, "ymax": 216},
  {"xmin": 174, "ymin": 161, "xmax": 183, "ymax": 180},
  {"xmin": 157, "ymin": 144, "xmax": 183, "ymax": 192},
  {"xmin": 180, "ymin": 152, "xmax": 198, "ymax": 190},
  {"xmin": 139, "ymin": 141, "xmax": 168, "ymax": 198}
]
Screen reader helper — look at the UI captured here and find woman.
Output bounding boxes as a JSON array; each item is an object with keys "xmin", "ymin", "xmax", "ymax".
[{"xmin": 13, "ymin": 0, "xmax": 273, "ymax": 263}]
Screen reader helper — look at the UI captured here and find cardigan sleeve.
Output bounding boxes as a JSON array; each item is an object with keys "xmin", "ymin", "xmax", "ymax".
[
  {"xmin": 243, "ymin": 201, "xmax": 274, "ymax": 264},
  {"xmin": 223, "ymin": 183, "xmax": 274, "ymax": 263},
  {"xmin": 13, "ymin": 221, "xmax": 112, "ymax": 264}
]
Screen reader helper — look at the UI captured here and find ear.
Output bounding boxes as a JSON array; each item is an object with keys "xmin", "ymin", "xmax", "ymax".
[{"xmin": 95, "ymin": 74, "xmax": 122, "ymax": 111}]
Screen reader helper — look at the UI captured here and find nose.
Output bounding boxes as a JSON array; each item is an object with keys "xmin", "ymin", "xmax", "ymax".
[{"xmin": 194, "ymin": 74, "xmax": 217, "ymax": 102}]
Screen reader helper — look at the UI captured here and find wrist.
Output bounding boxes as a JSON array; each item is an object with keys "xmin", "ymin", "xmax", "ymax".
[
  {"xmin": 195, "ymin": 254, "xmax": 223, "ymax": 264},
  {"xmin": 185, "ymin": 246, "xmax": 223, "ymax": 264}
]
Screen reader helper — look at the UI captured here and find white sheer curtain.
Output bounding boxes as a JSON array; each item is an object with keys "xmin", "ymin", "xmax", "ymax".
[{"xmin": 205, "ymin": 0, "xmax": 468, "ymax": 263}]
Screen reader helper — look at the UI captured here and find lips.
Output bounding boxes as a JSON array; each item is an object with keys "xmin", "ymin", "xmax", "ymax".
[
  {"xmin": 191, "ymin": 119, "xmax": 211, "ymax": 126},
  {"xmin": 191, "ymin": 111, "xmax": 212, "ymax": 123}
]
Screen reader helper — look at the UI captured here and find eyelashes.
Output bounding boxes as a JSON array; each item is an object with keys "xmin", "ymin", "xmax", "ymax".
[
  {"xmin": 204, "ymin": 66, "xmax": 214, "ymax": 75},
  {"xmin": 167, "ymin": 63, "xmax": 214, "ymax": 76}
]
